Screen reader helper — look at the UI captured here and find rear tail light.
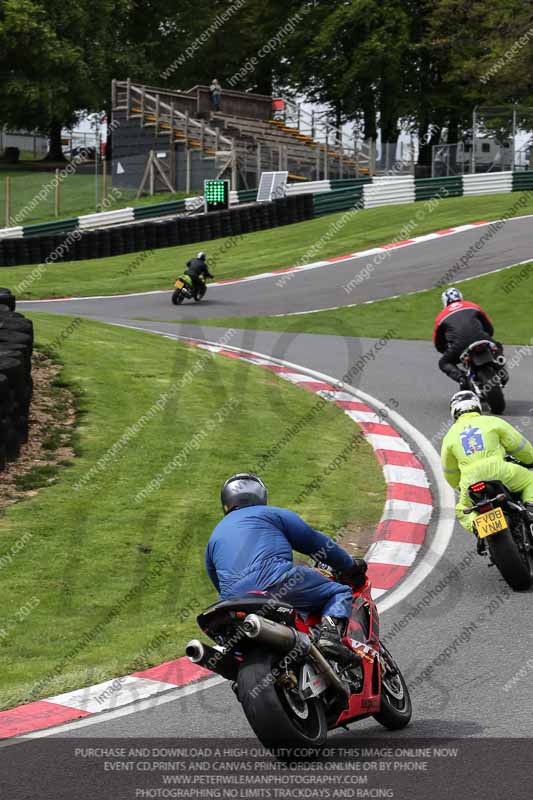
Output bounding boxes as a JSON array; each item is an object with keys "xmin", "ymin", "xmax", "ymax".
[
  {"xmin": 478, "ymin": 504, "xmax": 493, "ymax": 513},
  {"xmin": 470, "ymin": 481, "xmax": 486, "ymax": 492}
]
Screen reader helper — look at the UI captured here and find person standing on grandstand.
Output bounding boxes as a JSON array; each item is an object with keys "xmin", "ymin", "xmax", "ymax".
[{"xmin": 210, "ymin": 79, "xmax": 222, "ymax": 112}]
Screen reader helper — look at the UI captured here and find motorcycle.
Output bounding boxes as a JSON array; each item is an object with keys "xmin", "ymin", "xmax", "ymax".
[
  {"xmin": 186, "ymin": 560, "xmax": 412, "ymax": 749},
  {"xmin": 171, "ymin": 274, "xmax": 207, "ymax": 305},
  {"xmin": 465, "ymin": 463, "xmax": 533, "ymax": 590},
  {"xmin": 459, "ymin": 339, "xmax": 508, "ymax": 414}
]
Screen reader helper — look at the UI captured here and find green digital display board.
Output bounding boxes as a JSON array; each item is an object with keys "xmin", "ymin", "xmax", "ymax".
[{"xmin": 204, "ymin": 179, "xmax": 229, "ymax": 212}]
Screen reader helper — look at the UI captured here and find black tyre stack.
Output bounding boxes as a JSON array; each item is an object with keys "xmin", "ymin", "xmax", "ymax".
[{"xmin": 0, "ymin": 289, "xmax": 34, "ymax": 470}]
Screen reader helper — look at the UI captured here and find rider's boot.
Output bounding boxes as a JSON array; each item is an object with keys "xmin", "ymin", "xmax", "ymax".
[{"xmin": 317, "ymin": 616, "xmax": 355, "ymax": 663}]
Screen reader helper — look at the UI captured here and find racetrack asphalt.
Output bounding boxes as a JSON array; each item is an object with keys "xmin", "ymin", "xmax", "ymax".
[
  {"xmin": 29, "ymin": 333, "xmax": 532, "ymax": 740},
  {"xmin": 11, "ymin": 216, "xmax": 533, "ymax": 742},
  {"xmin": 19, "ymin": 215, "xmax": 533, "ymax": 320}
]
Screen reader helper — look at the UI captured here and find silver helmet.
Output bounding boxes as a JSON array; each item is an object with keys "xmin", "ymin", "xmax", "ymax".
[
  {"xmin": 221, "ymin": 473, "xmax": 268, "ymax": 515},
  {"xmin": 441, "ymin": 287, "xmax": 463, "ymax": 307},
  {"xmin": 450, "ymin": 390, "xmax": 482, "ymax": 420}
]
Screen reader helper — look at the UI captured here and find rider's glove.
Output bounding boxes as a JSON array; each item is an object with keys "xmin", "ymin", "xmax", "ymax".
[{"xmin": 344, "ymin": 558, "xmax": 368, "ymax": 588}]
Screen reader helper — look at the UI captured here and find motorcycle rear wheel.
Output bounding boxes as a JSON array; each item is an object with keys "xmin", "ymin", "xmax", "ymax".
[
  {"xmin": 238, "ymin": 649, "xmax": 327, "ymax": 749},
  {"xmin": 477, "ymin": 366, "xmax": 505, "ymax": 414},
  {"xmin": 171, "ymin": 289, "xmax": 184, "ymax": 305},
  {"xmin": 487, "ymin": 525, "xmax": 533, "ymax": 590},
  {"xmin": 373, "ymin": 643, "xmax": 412, "ymax": 730}
]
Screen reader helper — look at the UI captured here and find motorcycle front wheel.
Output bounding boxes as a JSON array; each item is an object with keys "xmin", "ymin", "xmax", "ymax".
[
  {"xmin": 238, "ymin": 649, "xmax": 327, "ymax": 749},
  {"xmin": 373, "ymin": 643, "xmax": 412, "ymax": 730}
]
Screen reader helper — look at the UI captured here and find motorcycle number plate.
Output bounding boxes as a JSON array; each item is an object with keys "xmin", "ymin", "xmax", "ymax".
[
  {"xmin": 299, "ymin": 663, "xmax": 327, "ymax": 698},
  {"xmin": 175, "ymin": 279, "xmax": 184, "ymax": 288},
  {"xmin": 475, "ymin": 507, "xmax": 508, "ymax": 538}
]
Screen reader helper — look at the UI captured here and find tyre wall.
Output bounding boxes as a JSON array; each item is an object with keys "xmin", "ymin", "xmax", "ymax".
[{"xmin": 0, "ymin": 288, "xmax": 33, "ymax": 470}]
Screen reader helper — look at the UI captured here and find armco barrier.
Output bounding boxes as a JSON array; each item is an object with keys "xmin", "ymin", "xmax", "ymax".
[
  {"xmin": 0, "ymin": 226, "xmax": 24, "ymax": 240},
  {"xmin": 513, "ymin": 172, "xmax": 533, "ymax": 191},
  {"xmin": 462, "ymin": 171, "xmax": 513, "ymax": 196},
  {"xmin": 23, "ymin": 219, "xmax": 79, "ymax": 238},
  {"xmin": 78, "ymin": 208, "xmax": 135, "ymax": 230},
  {"xmin": 288, "ymin": 177, "xmax": 370, "ymax": 197},
  {"xmin": 0, "ymin": 195, "xmax": 314, "ymax": 267},
  {"xmin": 363, "ymin": 176, "xmax": 415, "ymax": 208},
  {"xmin": 133, "ymin": 199, "xmax": 187, "ymax": 220},
  {"xmin": 414, "ymin": 176, "xmax": 463, "ymax": 201},
  {"xmin": 313, "ymin": 186, "xmax": 365, "ymax": 217},
  {"xmin": 0, "ymin": 288, "xmax": 33, "ymax": 471}
]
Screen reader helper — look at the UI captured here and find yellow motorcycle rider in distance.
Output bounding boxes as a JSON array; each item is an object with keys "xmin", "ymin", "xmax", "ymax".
[
  {"xmin": 185, "ymin": 252, "xmax": 214, "ymax": 300},
  {"xmin": 441, "ymin": 391, "xmax": 533, "ymax": 533}
]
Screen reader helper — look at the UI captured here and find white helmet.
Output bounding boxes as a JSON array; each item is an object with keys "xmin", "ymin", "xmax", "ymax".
[
  {"xmin": 450, "ymin": 390, "xmax": 482, "ymax": 420},
  {"xmin": 441, "ymin": 287, "xmax": 463, "ymax": 307},
  {"xmin": 197, "ymin": 251, "xmax": 206, "ymax": 260}
]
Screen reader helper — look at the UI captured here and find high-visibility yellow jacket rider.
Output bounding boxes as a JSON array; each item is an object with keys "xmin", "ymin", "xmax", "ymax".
[{"xmin": 441, "ymin": 391, "xmax": 533, "ymax": 532}]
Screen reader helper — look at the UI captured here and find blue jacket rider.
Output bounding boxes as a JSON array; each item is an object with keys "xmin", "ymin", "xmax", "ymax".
[{"xmin": 206, "ymin": 473, "xmax": 368, "ymax": 660}]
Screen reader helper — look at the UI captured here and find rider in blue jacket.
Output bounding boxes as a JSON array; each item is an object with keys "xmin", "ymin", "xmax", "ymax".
[{"xmin": 206, "ymin": 473, "xmax": 368, "ymax": 660}]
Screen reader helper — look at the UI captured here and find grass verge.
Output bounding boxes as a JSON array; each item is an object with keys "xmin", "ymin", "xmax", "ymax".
[
  {"xmin": 4, "ymin": 192, "xmax": 533, "ymax": 299},
  {"xmin": 189, "ymin": 261, "xmax": 533, "ymax": 346},
  {"xmin": 0, "ymin": 167, "xmax": 192, "ymax": 226},
  {"xmin": 0, "ymin": 313, "xmax": 384, "ymax": 709}
]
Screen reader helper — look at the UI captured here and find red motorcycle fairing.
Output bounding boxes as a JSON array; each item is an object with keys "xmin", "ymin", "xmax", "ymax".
[{"xmin": 293, "ymin": 578, "xmax": 382, "ymax": 726}]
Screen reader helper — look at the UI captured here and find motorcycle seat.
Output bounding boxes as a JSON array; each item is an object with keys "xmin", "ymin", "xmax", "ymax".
[{"xmin": 202, "ymin": 594, "xmax": 294, "ymax": 615}]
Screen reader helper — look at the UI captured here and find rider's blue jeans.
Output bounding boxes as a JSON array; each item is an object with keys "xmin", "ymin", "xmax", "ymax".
[{"xmin": 267, "ymin": 565, "xmax": 353, "ymax": 619}]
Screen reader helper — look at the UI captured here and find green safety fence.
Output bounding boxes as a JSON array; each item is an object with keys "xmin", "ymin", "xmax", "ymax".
[
  {"xmin": 133, "ymin": 199, "xmax": 187, "ymax": 219},
  {"xmin": 22, "ymin": 218, "xmax": 79, "ymax": 238},
  {"xmin": 236, "ymin": 188, "xmax": 258, "ymax": 203},
  {"xmin": 512, "ymin": 172, "xmax": 533, "ymax": 191},
  {"xmin": 414, "ymin": 176, "xmax": 463, "ymax": 201},
  {"xmin": 313, "ymin": 186, "xmax": 364, "ymax": 217}
]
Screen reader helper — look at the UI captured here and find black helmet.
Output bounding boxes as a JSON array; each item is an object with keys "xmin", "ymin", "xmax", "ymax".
[{"xmin": 221, "ymin": 473, "xmax": 267, "ymax": 515}]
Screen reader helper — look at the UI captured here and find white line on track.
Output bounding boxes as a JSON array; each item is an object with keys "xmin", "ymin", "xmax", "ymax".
[{"xmin": 273, "ymin": 258, "xmax": 533, "ymax": 317}]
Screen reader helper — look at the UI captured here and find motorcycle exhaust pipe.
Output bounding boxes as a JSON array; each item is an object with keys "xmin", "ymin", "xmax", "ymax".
[
  {"xmin": 243, "ymin": 614, "xmax": 309, "ymax": 655},
  {"xmin": 243, "ymin": 615, "xmax": 349, "ymax": 702},
  {"xmin": 186, "ymin": 639, "xmax": 238, "ymax": 681}
]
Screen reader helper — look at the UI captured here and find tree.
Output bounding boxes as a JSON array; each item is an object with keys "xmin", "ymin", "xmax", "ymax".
[
  {"xmin": 0, "ymin": 0, "xmax": 166, "ymax": 159},
  {"xmin": 281, "ymin": 1, "xmax": 415, "ymax": 144},
  {"xmin": 421, "ymin": 0, "xmax": 533, "ymax": 150},
  {"xmin": 153, "ymin": 0, "xmax": 297, "ymax": 96}
]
